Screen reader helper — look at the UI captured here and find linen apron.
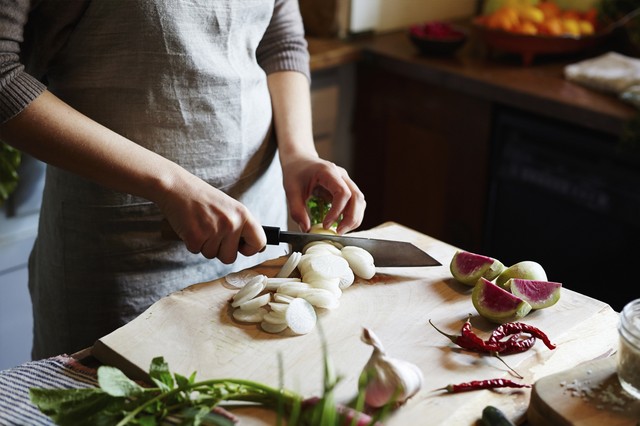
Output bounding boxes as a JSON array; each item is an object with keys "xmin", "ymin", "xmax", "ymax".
[{"xmin": 28, "ymin": 0, "xmax": 288, "ymax": 359}]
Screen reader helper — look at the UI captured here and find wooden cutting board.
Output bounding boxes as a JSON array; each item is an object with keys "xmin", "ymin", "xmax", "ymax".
[
  {"xmin": 92, "ymin": 222, "xmax": 620, "ymax": 425},
  {"xmin": 528, "ymin": 357, "xmax": 640, "ymax": 425}
]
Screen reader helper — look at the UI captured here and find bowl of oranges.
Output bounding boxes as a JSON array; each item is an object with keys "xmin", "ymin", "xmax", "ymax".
[{"xmin": 473, "ymin": 0, "xmax": 610, "ymax": 65}]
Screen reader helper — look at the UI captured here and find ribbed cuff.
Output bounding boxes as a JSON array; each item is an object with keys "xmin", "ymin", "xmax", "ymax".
[{"xmin": 0, "ymin": 71, "xmax": 46, "ymax": 124}]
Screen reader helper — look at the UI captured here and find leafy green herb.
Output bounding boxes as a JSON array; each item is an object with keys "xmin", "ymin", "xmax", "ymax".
[
  {"xmin": 30, "ymin": 348, "xmax": 389, "ymax": 425},
  {"xmin": 306, "ymin": 195, "xmax": 341, "ymax": 230},
  {"xmin": 0, "ymin": 141, "xmax": 21, "ymax": 205}
]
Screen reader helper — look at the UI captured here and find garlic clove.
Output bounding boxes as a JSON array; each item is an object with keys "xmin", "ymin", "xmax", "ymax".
[{"xmin": 360, "ymin": 327, "xmax": 424, "ymax": 408}]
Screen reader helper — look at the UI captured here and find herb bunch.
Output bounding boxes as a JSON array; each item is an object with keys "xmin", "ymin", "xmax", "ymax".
[
  {"xmin": 30, "ymin": 356, "xmax": 299, "ymax": 426},
  {"xmin": 30, "ymin": 337, "xmax": 385, "ymax": 425}
]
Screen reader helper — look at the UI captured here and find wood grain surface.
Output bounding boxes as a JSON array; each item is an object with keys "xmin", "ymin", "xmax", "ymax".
[
  {"xmin": 92, "ymin": 222, "xmax": 620, "ymax": 425},
  {"xmin": 528, "ymin": 357, "xmax": 640, "ymax": 426}
]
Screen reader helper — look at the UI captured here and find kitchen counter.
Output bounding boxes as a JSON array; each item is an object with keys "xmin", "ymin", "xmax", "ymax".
[
  {"xmin": 308, "ymin": 30, "xmax": 636, "ymax": 135},
  {"xmin": 355, "ymin": 30, "xmax": 636, "ymax": 135}
]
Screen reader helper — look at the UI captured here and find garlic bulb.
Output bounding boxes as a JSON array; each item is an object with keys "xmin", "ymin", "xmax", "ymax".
[{"xmin": 360, "ymin": 327, "xmax": 424, "ymax": 408}]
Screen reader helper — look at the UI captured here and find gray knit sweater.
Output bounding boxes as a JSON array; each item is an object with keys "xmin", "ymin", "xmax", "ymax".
[{"xmin": 0, "ymin": 0, "xmax": 310, "ymax": 124}]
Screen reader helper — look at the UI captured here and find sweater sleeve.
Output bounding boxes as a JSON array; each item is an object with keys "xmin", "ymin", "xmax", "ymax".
[
  {"xmin": 0, "ymin": 0, "xmax": 46, "ymax": 124},
  {"xmin": 257, "ymin": 0, "xmax": 311, "ymax": 82}
]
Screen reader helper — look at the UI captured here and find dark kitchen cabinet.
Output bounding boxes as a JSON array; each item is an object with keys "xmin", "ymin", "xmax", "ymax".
[
  {"xmin": 353, "ymin": 65, "xmax": 492, "ymax": 253},
  {"xmin": 351, "ymin": 31, "xmax": 638, "ymax": 311}
]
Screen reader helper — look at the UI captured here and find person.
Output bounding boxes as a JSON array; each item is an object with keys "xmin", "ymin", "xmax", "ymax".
[{"xmin": 0, "ymin": 0, "xmax": 366, "ymax": 360}]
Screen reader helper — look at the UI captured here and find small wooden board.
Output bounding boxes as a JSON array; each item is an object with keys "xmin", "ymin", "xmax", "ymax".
[{"xmin": 528, "ymin": 357, "xmax": 640, "ymax": 426}]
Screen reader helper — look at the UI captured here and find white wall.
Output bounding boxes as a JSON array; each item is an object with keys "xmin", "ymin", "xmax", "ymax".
[{"xmin": 350, "ymin": 0, "xmax": 477, "ymax": 34}]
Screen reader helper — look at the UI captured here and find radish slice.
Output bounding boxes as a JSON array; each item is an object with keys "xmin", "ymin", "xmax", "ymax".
[
  {"xmin": 231, "ymin": 275, "xmax": 266, "ymax": 307},
  {"xmin": 265, "ymin": 277, "xmax": 300, "ymax": 291},
  {"xmin": 233, "ymin": 307, "xmax": 267, "ymax": 323},
  {"xmin": 225, "ymin": 270, "xmax": 261, "ymax": 288},
  {"xmin": 263, "ymin": 311, "xmax": 288, "ymax": 325},
  {"xmin": 274, "ymin": 293, "xmax": 295, "ymax": 303},
  {"xmin": 300, "ymin": 253, "xmax": 354, "ymax": 289},
  {"xmin": 276, "ymin": 251, "xmax": 302, "ymax": 278},
  {"xmin": 276, "ymin": 282, "xmax": 312, "ymax": 297},
  {"xmin": 341, "ymin": 246, "xmax": 376, "ymax": 279},
  {"xmin": 303, "ymin": 275, "xmax": 342, "ymax": 297},
  {"xmin": 299, "ymin": 289, "xmax": 340, "ymax": 310},
  {"xmin": 268, "ymin": 302, "xmax": 290, "ymax": 313},
  {"xmin": 285, "ymin": 298, "xmax": 317, "ymax": 335},
  {"xmin": 304, "ymin": 243, "xmax": 342, "ymax": 256},
  {"xmin": 261, "ymin": 321, "xmax": 288, "ymax": 334},
  {"xmin": 238, "ymin": 293, "xmax": 271, "ymax": 311}
]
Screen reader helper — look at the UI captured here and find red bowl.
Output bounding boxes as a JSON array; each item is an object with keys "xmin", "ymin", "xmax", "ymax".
[{"xmin": 408, "ymin": 23, "xmax": 468, "ymax": 56}]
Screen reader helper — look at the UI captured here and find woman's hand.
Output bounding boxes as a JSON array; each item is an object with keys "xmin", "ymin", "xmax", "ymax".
[
  {"xmin": 266, "ymin": 71, "xmax": 366, "ymax": 235},
  {"xmin": 282, "ymin": 154, "xmax": 365, "ymax": 234},
  {"xmin": 157, "ymin": 172, "xmax": 267, "ymax": 263}
]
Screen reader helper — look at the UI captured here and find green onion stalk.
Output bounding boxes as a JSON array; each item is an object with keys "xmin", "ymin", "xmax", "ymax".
[{"xmin": 30, "ymin": 355, "xmax": 383, "ymax": 426}]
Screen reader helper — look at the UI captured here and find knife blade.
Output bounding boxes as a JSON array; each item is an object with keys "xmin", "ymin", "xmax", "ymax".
[
  {"xmin": 263, "ymin": 226, "xmax": 440, "ymax": 267},
  {"xmin": 160, "ymin": 220, "xmax": 440, "ymax": 267}
]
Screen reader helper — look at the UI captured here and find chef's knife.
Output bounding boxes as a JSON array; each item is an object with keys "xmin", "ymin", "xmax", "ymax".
[
  {"xmin": 263, "ymin": 226, "xmax": 440, "ymax": 267},
  {"xmin": 160, "ymin": 220, "xmax": 440, "ymax": 267}
]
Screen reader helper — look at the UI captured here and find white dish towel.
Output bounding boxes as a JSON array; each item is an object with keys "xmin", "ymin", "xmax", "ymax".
[{"xmin": 564, "ymin": 51, "xmax": 640, "ymax": 108}]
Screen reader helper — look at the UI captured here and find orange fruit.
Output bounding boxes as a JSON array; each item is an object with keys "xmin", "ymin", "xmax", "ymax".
[
  {"xmin": 488, "ymin": 6, "xmax": 520, "ymax": 31},
  {"xmin": 515, "ymin": 21, "xmax": 538, "ymax": 35},
  {"xmin": 538, "ymin": 1, "xmax": 561, "ymax": 19},
  {"xmin": 519, "ymin": 6, "xmax": 545, "ymax": 24},
  {"xmin": 541, "ymin": 18, "xmax": 563, "ymax": 36},
  {"xmin": 561, "ymin": 18, "xmax": 580, "ymax": 36},
  {"xmin": 579, "ymin": 20, "xmax": 595, "ymax": 36},
  {"xmin": 561, "ymin": 10, "xmax": 581, "ymax": 21}
]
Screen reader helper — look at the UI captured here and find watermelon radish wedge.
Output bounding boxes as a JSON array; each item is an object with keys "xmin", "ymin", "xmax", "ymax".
[
  {"xmin": 450, "ymin": 250, "xmax": 505, "ymax": 286},
  {"xmin": 472, "ymin": 278, "xmax": 532, "ymax": 324},
  {"xmin": 507, "ymin": 278, "xmax": 562, "ymax": 310},
  {"xmin": 495, "ymin": 261, "xmax": 547, "ymax": 289}
]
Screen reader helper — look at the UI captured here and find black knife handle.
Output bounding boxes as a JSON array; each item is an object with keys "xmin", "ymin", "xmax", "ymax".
[
  {"xmin": 161, "ymin": 220, "xmax": 282, "ymax": 246},
  {"xmin": 263, "ymin": 226, "xmax": 281, "ymax": 245}
]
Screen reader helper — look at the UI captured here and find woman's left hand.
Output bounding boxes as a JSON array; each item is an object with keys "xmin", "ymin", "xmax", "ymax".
[{"xmin": 282, "ymin": 154, "xmax": 365, "ymax": 234}]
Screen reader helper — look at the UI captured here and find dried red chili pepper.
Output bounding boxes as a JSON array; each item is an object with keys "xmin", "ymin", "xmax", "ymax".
[
  {"xmin": 493, "ymin": 333, "xmax": 537, "ymax": 355},
  {"xmin": 441, "ymin": 378, "xmax": 532, "ymax": 393},
  {"xmin": 429, "ymin": 315, "xmax": 500, "ymax": 353},
  {"xmin": 489, "ymin": 322, "xmax": 556, "ymax": 350}
]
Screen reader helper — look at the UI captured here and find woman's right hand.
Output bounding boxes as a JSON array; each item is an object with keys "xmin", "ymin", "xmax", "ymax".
[{"xmin": 157, "ymin": 172, "xmax": 267, "ymax": 263}]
